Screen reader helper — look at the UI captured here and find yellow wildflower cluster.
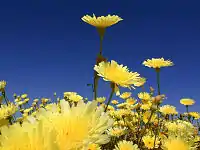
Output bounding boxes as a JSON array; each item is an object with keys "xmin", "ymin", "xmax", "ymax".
[{"xmin": 0, "ymin": 14, "xmax": 199, "ymax": 150}]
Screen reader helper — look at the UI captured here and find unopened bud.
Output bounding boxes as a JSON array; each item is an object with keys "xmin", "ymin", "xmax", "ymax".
[
  {"xmin": 153, "ymin": 94, "xmax": 165, "ymax": 104},
  {"xmin": 150, "ymin": 86, "xmax": 155, "ymax": 92}
]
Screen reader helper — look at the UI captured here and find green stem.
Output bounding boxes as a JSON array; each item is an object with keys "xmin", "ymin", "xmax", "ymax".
[
  {"xmin": 93, "ymin": 73, "xmax": 99, "ymax": 100},
  {"xmin": 104, "ymin": 83, "xmax": 115, "ymax": 112},
  {"xmin": 156, "ymin": 68, "xmax": 161, "ymax": 95},
  {"xmin": 1, "ymin": 91, "xmax": 9, "ymax": 106},
  {"xmin": 138, "ymin": 110, "xmax": 155, "ymax": 145},
  {"xmin": 97, "ymin": 28, "xmax": 105, "ymax": 55}
]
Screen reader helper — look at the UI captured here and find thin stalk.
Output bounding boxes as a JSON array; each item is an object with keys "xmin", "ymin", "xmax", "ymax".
[
  {"xmin": 104, "ymin": 83, "xmax": 115, "ymax": 112},
  {"xmin": 156, "ymin": 68, "xmax": 161, "ymax": 95},
  {"xmin": 138, "ymin": 110, "xmax": 155, "ymax": 145}
]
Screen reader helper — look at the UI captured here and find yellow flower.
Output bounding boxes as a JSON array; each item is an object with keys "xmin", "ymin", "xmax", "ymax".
[
  {"xmin": 21, "ymin": 94, "xmax": 28, "ymax": 99},
  {"xmin": 143, "ymin": 111, "xmax": 157, "ymax": 124},
  {"xmin": 180, "ymin": 98, "xmax": 195, "ymax": 106},
  {"xmin": 163, "ymin": 137, "xmax": 190, "ymax": 150},
  {"xmin": 160, "ymin": 105, "xmax": 178, "ymax": 115},
  {"xmin": 141, "ymin": 102, "xmax": 152, "ymax": 110},
  {"xmin": 33, "ymin": 99, "xmax": 39, "ymax": 103},
  {"xmin": 85, "ymin": 143, "xmax": 101, "ymax": 150},
  {"xmin": 120, "ymin": 92, "xmax": 132, "ymax": 99},
  {"xmin": 138, "ymin": 92, "xmax": 151, "ymax": 101},
  {"xmin": 107, "ymin": 105, "xmax": 115, "ymax": 111},
  {"xmin": 0, "ymin": 80, "xmax": 6, "ymax": 89},
  {"xmin": 68, "ymin": 94, "xmax": 83, "ymax": 102},
  {"xmin": 0, "ymin": 103, "xmax": 17, "ymax": 120},
  {"xmin": 143, "ymin": 58, "xmax": 174, "ymax": 69},
  {"xmin": 114, "ymin": 140, "xmax": 139, "ymax": 150},
  {"xmin": 142, "ymin": 135, "xmax": 160, "ymax": 149},
  {"xmin": 63, "ymin": 92, "xmax": 77, "ymax": 98},
  {"xmin": 94, "ymin": 60, "xmax": 141, "ymax": 89},
  {"xmin": 96, "ymin": 97, "xmax": 106, "ymax": 103},
  {"xmin": 116, "ymin": 103, "xmax": 127, "ymax": 109},
  {"xmin": 81, "ymin": 14, "xmax": 123, "ymax": 28},
  {"xmin": 126, "ymin": 97, "xmax": 136, "ymax": 105},
  {"xmin": 111, "ymin": 100, "xmax": 119, "ymax": 105},
  {"xmin": 24, "ymin": 98, "xmax": 30, "ymax": 103},
  {"xmin": 108, "ymin": 127, "xmax": 127, "ymax": 137},
  {"xmin": 188, "ymin": 112, "xmax": 200, "ymax": 119},
  {"xmin": 134, "ymin": 77, "xmax": 146, "ymax": 87},
  {"xmin": 0, "ymin": 100, "xmax": 113, "ymax": 150}
]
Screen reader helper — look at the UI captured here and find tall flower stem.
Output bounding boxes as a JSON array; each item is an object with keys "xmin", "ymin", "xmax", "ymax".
[
  {"xmin": 155, "ymin": 68, "xmax": 161, "ymax": 95},
  {"xmin": 97, "ymin": 28, "xmax": 105, "ymax": 55},
  {"xmin": 186, "ymin": 105, "xmax": 191, "ymax": 121},
  {"xmin": 93, "ymin": 74, "xmax": 99, "ymax": 100},
  {"xmin": 104, "ymin": 83, "xmax": 115, "ymax": 112},
  {"xmin": 93, "ymin": 28, "xmax": 105, "ymax": 100},
  {"xmin": 1, "ymin": 91, "xmax": 9, "ymax": 106},
  {"xmin": 138, "ymin": 110, "xmax": 155, "ymax": 145}
]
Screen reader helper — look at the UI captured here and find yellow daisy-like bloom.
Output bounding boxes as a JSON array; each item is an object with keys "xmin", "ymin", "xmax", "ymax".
[
  {"xmin": 0, "ymin": 103, "xmax": 17, "ymax": 120},
  {"xmin": 116, "ymin": 103, "xmax": 127, "ymax": 109},
  {"xmin": 68, "ymin": 94, "xmax": 83, "ymax": 102},
  {"xmin": 120, "ymin": 92, "xmax": 132, "ymax": 99},
  {"xmin": 142, "ymin": 58, "xmax": 174, "ymax": 69},
  {"xmin": 180, "ymin": 98, "xmax": 195, "ymax": 106},
  {"xmin": 33, "ymin": 99, "xmax": 39, "ymax": 103},
  {"xmin": 111, "ymin": 100, "xmax": 119, "ymax": 105},
  {"xmin": 85, "ymin": 143, "xmax": 101, "ymax": 150},
  {"xmin": 134, "ymin": 77, "xmax": 146, "ymax": 87},
  {"xmin": 24, "ymin": 98, "xmax": 30, "ymax": 103},
  {"xmin": 126, "ymin": 97, "xmax": 136, "ymax": 105},
  {"xmin": 63, "ymin": 92, "xmax": 77, "ymax": 98},
  {"xmin": 81, "ymin": 14, "xmax": 123, "ymax": 28},
  {"xmin": 142, "ymin": 135, "xmax": 160, "ymax": 149},
  {"xmin": 96, "ymin": 97, "xmax": 106, "ymax": 103},
  {"xmin": 160, "ymin": 105, "xmax": 178, "ymax": 115},
  {"xmin": 138, "ymin": 92, "xmax": 151, "ymax": 101},
  {"xmin": 143, "ymin": 111, "xmax": 157, "ymax": 124},
  {"xmin": 107, "ymin": 127, "xmax": 127, "ymax": 137},
  {"xmin": 21, "ymin": 94, "xmax": 28, "ymax": 99},
  {"xmin": 0, "ymin": 80, "xmax": 6, "ymax": 89},
  {"xmin": 0, "ymin": 100, "xmax": 113, "ymax": 150},
  {"xmin": 141, "ymin": 102, "xmax": 152, "ymax": 110},
  {"xmin": 94, "ymin": 60, "xmax": 141, "ymax": 89},
  {"xmin": 107, "ymin": 105, "xmax": 115, "ymax": 111},
  {"xmin": 163, "ymin": 137, "xmax": 190, "ymax": 150},
  {"xmin": 188, "ymin": 112, "xmax": 200, "ymax": 119},
  {"xmin": 114, "ymin": 140, "xmax": 139, "ymax": 150}
]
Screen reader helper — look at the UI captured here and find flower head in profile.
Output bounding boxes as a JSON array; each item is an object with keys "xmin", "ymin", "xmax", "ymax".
[
  {"xmin": 111, "ymin": 100, "xmax": 119, "ymax": 105},
  {"xmin": 107, "ymin": 127, "xmax": 127, "ymax": 137},
  {"xmin": 120, "ymin": 92, "xmax": 132, "ymax": 99},
  {"xmin": 96, "ymin": 97, "xmax": 106, "ymax": 103},
  {"xmin": 134, "ymin": 77, "xmax": 146, "ymax": 87},
  {"xmin": 94, "ymin": 60, "xmax": 141, "ymax": 89},
  {"xmin": 68, "ymin": 93, "xmax": 83, "ymax": 102},
  {"xmin": 114, "ymin": 140, "xmax": 139, "ymax": 150},
  {"xmin": 188, "ymin": 112, "xmax": 200, "ymax": 119},
  {"xmin": 160, "ymin": 105, "xmax": 178, "ymax": 115},
  {"xmin": 138, "ymin": 92, "xmax": 151, "ymax": 101},
  {"xmin": 143, "ymin": 58, "xmax": 174, "ymax": 69},
  {"xmin": 81, "ymin": 14, "xmax": 123, "ymax": 28},
  {"xmin": 180, "ymin": 98, "xmax": 195, "ymax": 106}
]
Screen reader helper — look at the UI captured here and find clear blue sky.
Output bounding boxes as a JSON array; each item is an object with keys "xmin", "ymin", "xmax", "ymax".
[{"xmin": 0, "ymin": 0, "xmax": 199, "ymax": 112}]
